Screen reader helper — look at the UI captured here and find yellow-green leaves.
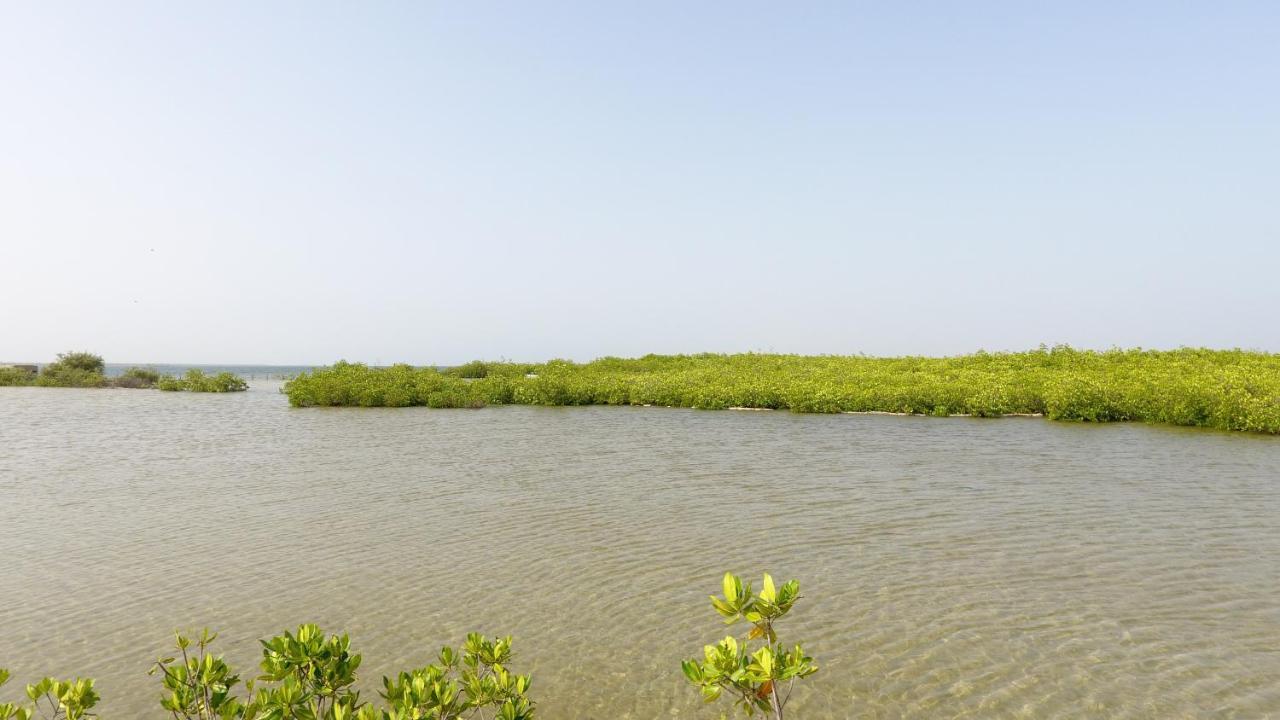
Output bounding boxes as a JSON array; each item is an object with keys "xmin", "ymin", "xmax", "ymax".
[
  {"xmin": 153, "ymin": 630, "xmax": 246, "ymax": 720},
  {"xmin": 723, "ymin": 572, "xmax": 741, "ymax": 602},
  {"xmin": 760, "ymin": 574, "xmax": 776, "ymax": 603},
  {"xmin": 286, "ymin": 349, "xmax": 1280, "ymax": 434},
  {"xmin": 747, "ymin": 647, "xmax": 775, "ymax": 680},
  {"xmin": 683, "ymin": 572, "xmax": 817, "ymax": 719},
  {"xmin": 378, "ymin": 634, "xmax": 534, "ymax": 720},
  {"xmin": 5, "ymin": 676, "xmax": 97, "ymax": 720},
  {"xmin": 143, "ymin": 626, "xmax": 535, "ymax": 720}
]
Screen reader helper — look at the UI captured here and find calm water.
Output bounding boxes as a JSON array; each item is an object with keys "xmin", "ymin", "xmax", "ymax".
[
  {"xmin": 1, "ymin": 382, "xmax": 1278, "ymax": 718},
  {"xmin": 100, "ymin": 363, "xmax": 314, "ymax": 379}
]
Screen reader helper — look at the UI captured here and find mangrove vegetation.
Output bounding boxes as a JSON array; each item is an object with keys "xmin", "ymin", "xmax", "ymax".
[
  {"xmin": 2, "ymin": 572, "xmax": 808, "ymax": 720},
  {"xmin": 156, "ymin": 369, "xmax": 249, "ymax": 393},
  {"xmin": 0, "ymin": 352, "xmax": 248, "ymax": 393},
  {"xmin": 1, "ymin": 626, "xmax": 534, "ymax": 720},
  {"xmin": 283, "ymin": 347, "xmax": 1280, "ymax": 434}
]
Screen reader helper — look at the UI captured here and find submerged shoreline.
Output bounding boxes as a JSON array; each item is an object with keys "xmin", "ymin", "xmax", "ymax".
[{"xmin": 282, "ymin": 347, "xmax": 1280, "ymax": 434}]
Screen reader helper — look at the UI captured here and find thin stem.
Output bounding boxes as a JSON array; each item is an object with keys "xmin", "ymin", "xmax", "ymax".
[{"xmin": 198, "ymin": 643, "xmax": 212, "ymax": 719}]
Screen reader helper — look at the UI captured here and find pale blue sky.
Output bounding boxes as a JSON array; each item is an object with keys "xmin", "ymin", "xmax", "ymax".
[{"xmin": 2, "ymin": 2, "xmax": 1277, "ymax": 364}]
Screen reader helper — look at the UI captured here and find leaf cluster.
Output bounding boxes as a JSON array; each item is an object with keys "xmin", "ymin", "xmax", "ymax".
[
  {"xmin": 372, "ymin": 633, "xmax": 533, "ymax": 720},
  {"xmin": 0, "ymin": 668, "xmax": 99, "ymax": 720},
  {"xmin": 682, "ymin": 573, "xmax": 817, "ymax": 719}
]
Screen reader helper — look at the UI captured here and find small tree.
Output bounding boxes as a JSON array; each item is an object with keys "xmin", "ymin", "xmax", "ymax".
[
  {"xmin": 36, "ymin": 351, "xmax": 106, "ymax": 388},
  {"xmin": 48, "ymin": 352, "xmax": 104, "ymax": 375},
  {"xmin": 681, "ymin": 573, "xmax": 817, "ymax": 719}
]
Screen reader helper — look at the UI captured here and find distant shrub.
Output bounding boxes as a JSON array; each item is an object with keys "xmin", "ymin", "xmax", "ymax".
[
  {"xmin": 113, "ymin": 366, "xmax": 162, "ymax": 388},
  {"xmin": 157, "ymin": 369, "xmax": 249, "ymax": 393},
  {"xmin": 285, "ymin": 362, "xmax": 487, "ymax": 408},
  {"xmin": 285, "ymin": 348, "xmax": 1280, "ymax": 434},
  {"xmin": 35, "ymin": 351, "xmax": 108, "ymax": 387},
  {"xmin": 450, "ymin": 360, "xmax": 491, "ymax": 378},
  {"xmin": 47, "ymin": 351, "xmax": 104, "ymax": 375},
  {"xmin": 0, "ymin": 367, "xmax": 36, "ymax": 386},
  {"xmin": 36, "ymin": 367, "xmax": 106, "ymax": 388}
]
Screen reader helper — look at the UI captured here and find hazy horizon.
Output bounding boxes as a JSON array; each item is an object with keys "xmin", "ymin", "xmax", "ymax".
[
  {"xmin": 3, "ymin": 3, "xmax": 1277, "ymax": 365},
  {"xmin": 4, "ymin": 342, "xmax": 1279, "ymax": 370}
]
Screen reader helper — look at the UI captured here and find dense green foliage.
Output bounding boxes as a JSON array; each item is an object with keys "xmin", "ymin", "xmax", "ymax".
[
  {"xmin": 0, "ymin": 367, "xmax": 38, "ymax": 387},
  {"xmin": 115, "ymin": 366, "xmax": 163, "ymax": 388},
  {"xmin": 4, "ymin": 625, "xmax": 533, "ymax": 720},
  {"xmin": 47, "ymin": 351, "xmax": 105, "ymax": 375},
  {"xmin": 33, "ymin": 351, "xmax": 107, "ymax": 388},
  {"xmin": 284, "ymin": 348, "xmax": 1280, "ymax": 433},
  {"xmin": 683, "ymin": 573, "xmax": 817, "ymax": 719},
  {"xmin": 156, "ymin": 369, "xmax": 249, "ymax": 393},
  {"xmin": 447, "ymin": 360, "xmax": 492, "ymax": 379}
]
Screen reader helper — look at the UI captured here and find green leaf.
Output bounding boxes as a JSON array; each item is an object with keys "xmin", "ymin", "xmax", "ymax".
[
  {"xmin": 721, "ymin": 572, "xmax": 739, "ymax": 602},
  {"xmin": 759, "ymin": 574, "xmax": 776, "ymax": 603}
]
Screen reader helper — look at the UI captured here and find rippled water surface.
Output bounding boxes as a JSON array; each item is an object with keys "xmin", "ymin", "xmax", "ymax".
[{"xmin": 2, "ymin": 383, "xmax": 1278, "ymax": 718}]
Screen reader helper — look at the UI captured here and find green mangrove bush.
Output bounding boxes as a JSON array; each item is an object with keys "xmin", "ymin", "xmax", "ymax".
[
  {"xmin": 0, "ymin": 353, "xmax": 248, "ymax": 393},
  {"xmin": 115, "ymin": 366, "xmax": 163, "ymax": 388},
  {"xmin": 0, "ymin": 367, "xmax": 38, "ymax": 387},
  {"xmin": 283, "ymin": 347, "xmax": 1280, "ymax": 434},
  {"xmin": 682, "ymin": 573, "xmax": 817, "ymax": 719},
  {"xmin": 34, "ymin": 351, "xmax": 107, "ymax": 388},
  {"xmin": 157, "ymin": 369, "xmax": 249, "ymax": 393}
]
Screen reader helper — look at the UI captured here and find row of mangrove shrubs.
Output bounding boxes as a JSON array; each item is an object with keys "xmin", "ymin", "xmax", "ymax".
[
  {"xmin": 0, "ymin": 353, "xmax": 248, "ymax": 393},
  {"xmin": 283, "ymin": 347, "xmax": 1280, "ymax": 434},
  {"xmin": 0, "ymin": 351, "xmax": 111, "ymax": 388},
  {"xmin": 0, "ymin": 573, "xmax": 813, "ymax": 720}
]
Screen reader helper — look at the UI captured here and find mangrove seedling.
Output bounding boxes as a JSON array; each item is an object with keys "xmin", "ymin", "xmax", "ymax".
[
  {"xmin": 151, "ymin": 629, "xmax": 251, "ymax": 720},
  {"xmin": 681, "ymin": 573, "xmax": 817, "ymax": 719}
]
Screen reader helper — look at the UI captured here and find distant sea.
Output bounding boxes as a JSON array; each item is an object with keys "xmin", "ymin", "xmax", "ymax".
[
  {"xmin": 1, "ymin": 363, "xmax": 441, "ymax": 378},
  {"xmin": 101, "ymin": 363, "xmax": 315, "ymax": 379}
]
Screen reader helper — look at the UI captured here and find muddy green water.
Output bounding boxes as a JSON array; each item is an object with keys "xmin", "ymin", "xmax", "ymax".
[{"xmin": 1, "ymin": 382, "xmax": 1278, "ymax": 718}]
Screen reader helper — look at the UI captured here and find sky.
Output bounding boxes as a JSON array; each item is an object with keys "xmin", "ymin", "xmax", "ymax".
[{"xmin": 1, "ymin": 2, "xmax": 1277, "ymax": 365}]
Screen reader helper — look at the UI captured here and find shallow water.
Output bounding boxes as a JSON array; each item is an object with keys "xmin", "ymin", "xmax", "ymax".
[{"xmin": 1, "ymin": 382, "xmax": 1278, "ymax": 718}]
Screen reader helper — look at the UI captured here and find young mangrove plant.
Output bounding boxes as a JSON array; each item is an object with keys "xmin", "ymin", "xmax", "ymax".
[
  {"xmin": 682, "ymin": 573, "xmax": 817, "ymax": 719},
  {"xmin": 147, "ymin": 624, "xmax": 532, "ymax": 720},
  {"xmin": 368, "ymin": 632, "xmax": 533, "ymax": 720},
  {"xmin": 152, "ymin": 629, "xmax": 248, "ymax": 720},
  {"xmin": 0, "ymin": 668, "xmax": 99, "ymax": 720}
]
